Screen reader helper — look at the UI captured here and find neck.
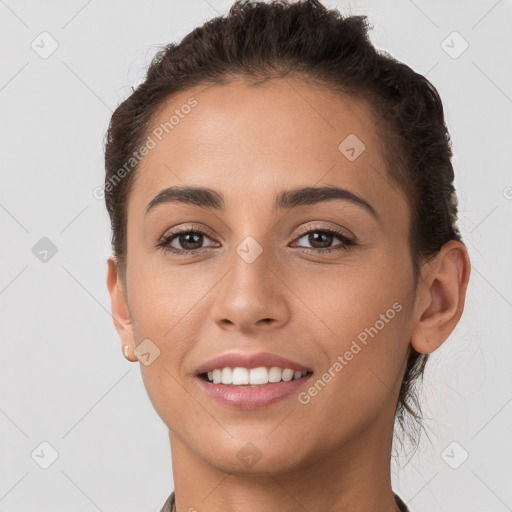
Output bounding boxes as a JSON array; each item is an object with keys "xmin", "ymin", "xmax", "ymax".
[{"xmin": 168, "ymin": 415, "xmax": 400, "ymax": 512}]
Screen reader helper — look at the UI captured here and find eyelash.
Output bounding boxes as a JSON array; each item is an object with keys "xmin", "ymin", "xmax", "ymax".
[{"xmin": 156, "ymin": 224, "xmax": 356, "ymax": 256}]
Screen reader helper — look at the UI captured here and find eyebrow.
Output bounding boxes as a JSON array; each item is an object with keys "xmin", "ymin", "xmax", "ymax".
[{"xmin": 145, "ymin": 184, "xmax": 379, "ymax": 220}]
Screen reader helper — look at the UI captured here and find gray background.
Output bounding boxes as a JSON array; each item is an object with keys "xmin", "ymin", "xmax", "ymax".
[{"xmin": 1, "ymin": 0, "xmax": 511, "ymax": 511}]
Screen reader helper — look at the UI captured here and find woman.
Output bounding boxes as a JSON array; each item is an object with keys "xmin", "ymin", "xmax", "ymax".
[{"xmin": 104, "ymin": 1, "xmax": 471, "ymax": 510}]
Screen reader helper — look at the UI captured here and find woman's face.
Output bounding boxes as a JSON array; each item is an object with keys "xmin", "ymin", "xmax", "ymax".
[{"xmin": 120, "ymin": 78, "xmax": 419, "ymax": 474}]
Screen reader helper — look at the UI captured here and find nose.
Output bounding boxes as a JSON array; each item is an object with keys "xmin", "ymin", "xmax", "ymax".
[{"xmin": 211, "ymin": 243, "xmax": 291, "ymax": 334}]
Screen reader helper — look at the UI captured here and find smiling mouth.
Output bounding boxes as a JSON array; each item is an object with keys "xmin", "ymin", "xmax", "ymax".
[{"xmin": 198, "ymin": 367, "xmax": 314, "ymax": 386}]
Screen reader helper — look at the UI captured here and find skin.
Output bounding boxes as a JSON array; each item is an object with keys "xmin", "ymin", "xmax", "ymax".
[{"xmin": 107, "ymin": 78, "xmax": 470, "ymax": 512}]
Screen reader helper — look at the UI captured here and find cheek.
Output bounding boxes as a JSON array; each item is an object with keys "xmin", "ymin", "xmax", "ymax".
[
  {"xmin": 311, "ymin": 285, "xmax": 408, "ymax": 402},
  {"xmin": 295, "ymin": 292, "xmax": 410, "ymax": 447},
  {"xmin": 291, "ymin": 247, "xmax": 410, "ymax": 345},
  {"xmin": 125, "ymin": 256, "xmax": 219, "ymax": 406},
  {"xmin": 125, "ymin": 265, "xmax": 204, "ymax": 428},
  {"xmin": 126, "ymin": 250, "xmax": 214, "ymax": 336},
  {"xmin": 293, "ymin": 251, "xmax": 412, "ymax": 406}
]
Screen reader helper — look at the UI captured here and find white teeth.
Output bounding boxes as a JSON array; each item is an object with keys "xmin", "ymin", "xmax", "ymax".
[
  {"xmin": 249, "ymin": 367, "xmax": 268, "ymax": 385},
  {"xmin": 204, "ymin": 366, "xmax": 308, "ymax": 385},
  {"xmin": 221, "ymin": 367, "xmax": 232, "ymax": 385},
  {"xmin": 212, "ymin": 369, "xmax": 222, "ymax": 384},
  {"xmin": 268, "ymin": 366, "xmax": 282, "ymax": 383},
  {"xmin": 281, "ymin": 369, "xmax": 294, "ymax": 382},
  {"xmin": 232, "ymin": 367, "xmax": 249, "ymax": 385}
]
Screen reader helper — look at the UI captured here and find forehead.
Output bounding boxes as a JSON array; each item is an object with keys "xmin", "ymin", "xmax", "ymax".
[{"xmin": 128, "ymin": 78, "xmax": 407, "ymax": 222}]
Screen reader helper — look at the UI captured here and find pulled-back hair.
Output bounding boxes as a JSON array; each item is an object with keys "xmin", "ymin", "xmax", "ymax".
[{"xmin": 104, "ymin": 0, "xmax": 463, "ymax": 446}]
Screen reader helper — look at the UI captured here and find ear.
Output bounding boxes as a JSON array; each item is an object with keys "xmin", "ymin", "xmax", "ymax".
[
  {"xmin": 411, "ymin": 240, "xmax": 471, "ymax": 354},
  {"xmin": 106, "ymin": 256, "xmax": 138, "ymax": 362}
]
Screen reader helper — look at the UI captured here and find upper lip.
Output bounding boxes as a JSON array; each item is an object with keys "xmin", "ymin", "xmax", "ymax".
[{"xmin": 195, "ymin": 351, "xmax": 312, "ymax": 375}]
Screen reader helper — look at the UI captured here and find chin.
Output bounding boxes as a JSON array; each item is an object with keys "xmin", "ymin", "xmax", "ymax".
[{"xmin": 197, "ymin": 434, "xmax": 313, "ymax": 476}]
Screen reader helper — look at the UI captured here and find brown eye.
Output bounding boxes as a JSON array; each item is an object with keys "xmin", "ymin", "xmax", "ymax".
[
  {"xmin": 173, "ymin": 231, "xmax": 204, "ymax": 251},
  {"xmin": 293, "ymin": 227, "xmax": 355, "ymax": 253},
  {"xmin": 303, "ymin": 231, "xmax": 334, "ymax": 249},
  {"xmin": 157, "ymin": 228, "xmax": 217, "ymax": 254}
]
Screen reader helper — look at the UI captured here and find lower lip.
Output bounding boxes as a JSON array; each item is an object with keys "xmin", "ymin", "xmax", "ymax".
[{"xmin": 195, "ymin": 374, "xmax": 313, "ymax": 409}]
